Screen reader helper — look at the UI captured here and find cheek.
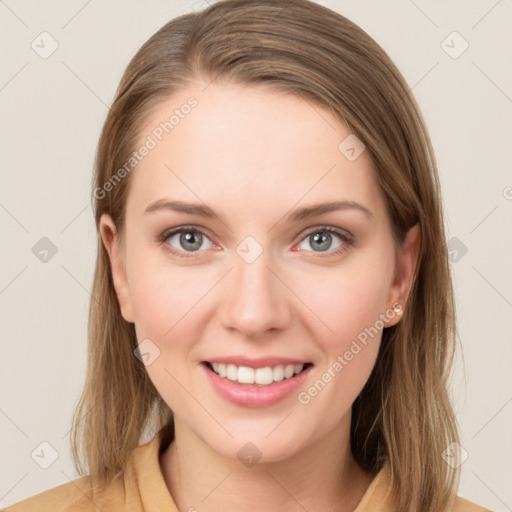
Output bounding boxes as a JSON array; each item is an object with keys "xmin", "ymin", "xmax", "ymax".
[
  {"xmin": 292, "ymin": 257, "xmax": 392, "ymax": 403},
  {"xmin": 127, "ymin": 255, "xmax": 213, "ymax": 394},
  {"xmin": 294, "ymin": 274, "xmax": 385, "ymax": 425},
  {"xmin": 128, "ymin": 261, "xmax": 205, "ymax": 412},
  {"xmin": 127, "ymin": 239, "xmax": 393, "ymax": 408},
  {"xmin": 129, "ymin": 240, "xmax": 393, "ymax": 353},
  {"xmin": 127, "ymin": 245, "xmax": 203, "ymax": 339},
  {"xmin": 300, "ymin": 261, "xmax": 393, "ymax": 348}
]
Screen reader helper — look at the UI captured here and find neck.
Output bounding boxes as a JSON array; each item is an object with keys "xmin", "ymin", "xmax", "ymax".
[{"xmin": 159, "ymin": 413, "xmax": 376, "ymax": 512}]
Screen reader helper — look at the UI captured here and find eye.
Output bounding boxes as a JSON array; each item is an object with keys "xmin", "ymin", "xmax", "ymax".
[
  {"xmin": 159, "ymin": 226, "xmax": 214, "ymax": 257},
  {"xmin": 296, "ymin": 226, "xmax": 353, "ymax": 256},
  {"xmin": 158, "ymin": 225, "xmax": 354, "ymax": 259}
]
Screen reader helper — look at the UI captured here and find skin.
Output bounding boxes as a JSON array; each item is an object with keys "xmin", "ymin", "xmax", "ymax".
[{"xmin": 100, "ymin": 81, "xmax": 420, "ymax": 511}]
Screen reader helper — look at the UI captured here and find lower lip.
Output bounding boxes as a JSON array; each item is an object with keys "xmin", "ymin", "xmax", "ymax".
[{"xmin": 201, "ymin": 363, "xmax": 313, "ymax": 408}]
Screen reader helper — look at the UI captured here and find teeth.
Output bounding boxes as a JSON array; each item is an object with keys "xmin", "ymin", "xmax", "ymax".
[
  {"xmin": 226, "ymin": 364, "xmax": 238, "ymax": 381},
  {"xmin": 273, "ymin": 365, "xmax": 284, "ymax": 382},
  {"xmin": 255, "ymin": 367, "xmax": 273, "ymax": 385},
  {"xmin": 284, "ymin": 365, "xmax": 295, "ymax": 379},
  {"xmin": 238, "ymin": 366, "xmax": 255, "ymax": 384},
  {"xmin": 209, "ymin": 362, "xmax": 305, "ymax": 385}
]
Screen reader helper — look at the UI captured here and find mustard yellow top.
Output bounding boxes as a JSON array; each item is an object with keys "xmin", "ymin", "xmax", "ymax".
[{"xmin": 4, "ymin": 429, "xmax": 492, "ymax": 512}]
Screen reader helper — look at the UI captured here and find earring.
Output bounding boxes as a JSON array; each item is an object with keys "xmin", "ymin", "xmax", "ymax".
[{"xmin": 393, "ymin": 303, "xmax": 403, "ymax": 315}]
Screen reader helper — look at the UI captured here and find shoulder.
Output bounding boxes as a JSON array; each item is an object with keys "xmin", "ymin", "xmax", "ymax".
[
  {"xmin": 2, "ymin": 474, "xmax": 125, "ymax": 512},
  {"xmin": 452, "ymin": 495, "xmax": 493, "ymax": 512},
  {"xmin": 365, "ymin": 462, "xmax": 493, "ymax": 512},
  {"xmin": 2, "ymin": 428, "xmax": 172, "ymax": 512},
  {"xmin": 3, "ymin": 476, "xmax": 94, "ymax": 512}
]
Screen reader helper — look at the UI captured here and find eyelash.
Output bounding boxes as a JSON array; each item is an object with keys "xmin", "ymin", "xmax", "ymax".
[{"xmin": 157, "ymin": 225, "xmax": 354, "ymax": 259}]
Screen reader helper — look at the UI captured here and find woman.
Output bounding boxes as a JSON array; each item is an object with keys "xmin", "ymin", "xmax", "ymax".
[{"xmin": 5, "ymin": 0, "xmax": 492, "ymax": 511}]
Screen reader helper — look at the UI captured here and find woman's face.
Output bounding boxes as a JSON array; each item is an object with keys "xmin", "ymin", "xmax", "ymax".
[{"xmin": 101, "ymin": 82, "xmax": 418, "ymax": 463}]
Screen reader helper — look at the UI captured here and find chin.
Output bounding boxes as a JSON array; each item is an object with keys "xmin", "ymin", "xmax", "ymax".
[{"xmin": 195, "ymin": 422, "xmax": 313, "ymax": 466}]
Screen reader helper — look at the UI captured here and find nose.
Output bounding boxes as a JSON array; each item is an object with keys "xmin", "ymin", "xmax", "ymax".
[{"xmin": 218, "ymin": 247, "xmax": 292, "ymax": 339}]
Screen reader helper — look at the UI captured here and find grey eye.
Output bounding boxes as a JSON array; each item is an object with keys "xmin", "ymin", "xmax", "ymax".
[
  {"xmin": 298, "ymin": 231, "xmax": 343, "ymax": 252},
  {"xmin": 168, "ymin": 231, "xmax": 213, "ymax": 252}
]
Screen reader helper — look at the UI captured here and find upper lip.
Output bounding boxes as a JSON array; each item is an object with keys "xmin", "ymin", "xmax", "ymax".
[{"xmin": 204, "ymin": 356, "xmax": 312, "ymax": 368}]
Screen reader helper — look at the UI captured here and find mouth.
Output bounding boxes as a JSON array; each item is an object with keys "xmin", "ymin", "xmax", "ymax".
[{"xmin": 202, "ymin": 361, "xmax": 314, "ymax": 387}]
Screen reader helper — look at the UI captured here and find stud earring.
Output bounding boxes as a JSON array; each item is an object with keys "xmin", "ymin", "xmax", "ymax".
[{"xmin": 393, "ymin": 303, "xmax": 403, "ymax": 315}]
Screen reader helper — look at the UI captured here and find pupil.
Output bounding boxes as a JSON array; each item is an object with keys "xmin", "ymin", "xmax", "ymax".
[
  {"xmin": 181, "ymin": 232, "xmax": 202, "ymax": 251},
  {"xmin": 311, "ymin": 232, "xmax": 331, "ymax": 251},
  {"xmin": 178, "ymin": 231, "xmax": 332, "ymax": 252}
]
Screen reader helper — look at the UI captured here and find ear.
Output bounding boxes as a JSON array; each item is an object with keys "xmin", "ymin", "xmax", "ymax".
[
  {"xmin": 99, "ymin": 213, "xmax": 135, "ymax": 323},
  {"xmin": 384, "ymin": 223, "xmax": 421, "ymax": 327}
]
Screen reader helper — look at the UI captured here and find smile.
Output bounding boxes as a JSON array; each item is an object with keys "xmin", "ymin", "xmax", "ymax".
[
  {"xmin": 201, "ymin": 360, "xmax": 314, "ymax": 408},
  {"xmin": 207, "ymin": 362, "xmax": 311, "ymax": 386}
]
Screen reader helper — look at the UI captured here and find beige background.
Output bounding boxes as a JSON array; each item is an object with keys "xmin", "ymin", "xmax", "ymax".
[{"xmin": 1, "ymin": 0, "xmax": 511, "ymax": 509}]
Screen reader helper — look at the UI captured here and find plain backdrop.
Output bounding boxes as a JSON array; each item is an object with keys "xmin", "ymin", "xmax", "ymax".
[{"xmin": 1, "ymin": 0, "xmax": 511, "ymax": 509}]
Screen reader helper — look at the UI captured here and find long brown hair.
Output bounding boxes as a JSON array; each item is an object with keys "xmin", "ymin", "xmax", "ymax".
[{"xmin": 71, "ymin": 1, "xmax": 460, "ymax": 511}]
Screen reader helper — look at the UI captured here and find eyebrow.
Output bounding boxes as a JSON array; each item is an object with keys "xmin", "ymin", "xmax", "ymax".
[{"xmin": 144, "ymin": 199, "xmax": 373, "ymax": 222}]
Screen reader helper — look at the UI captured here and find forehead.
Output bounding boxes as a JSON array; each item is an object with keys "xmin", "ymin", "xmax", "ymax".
[{"xmin": 126, "ymin": 82, "xmax": 386, "ymax": 223}]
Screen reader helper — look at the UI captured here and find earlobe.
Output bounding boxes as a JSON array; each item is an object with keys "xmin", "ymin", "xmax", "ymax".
[
  {"xmin": 99, "ymin": 214, "xmax": 135, "ymax": 323},
  {"xmin": 385, "ymin": 223, "xmax": 421, "ymax": 326}
]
